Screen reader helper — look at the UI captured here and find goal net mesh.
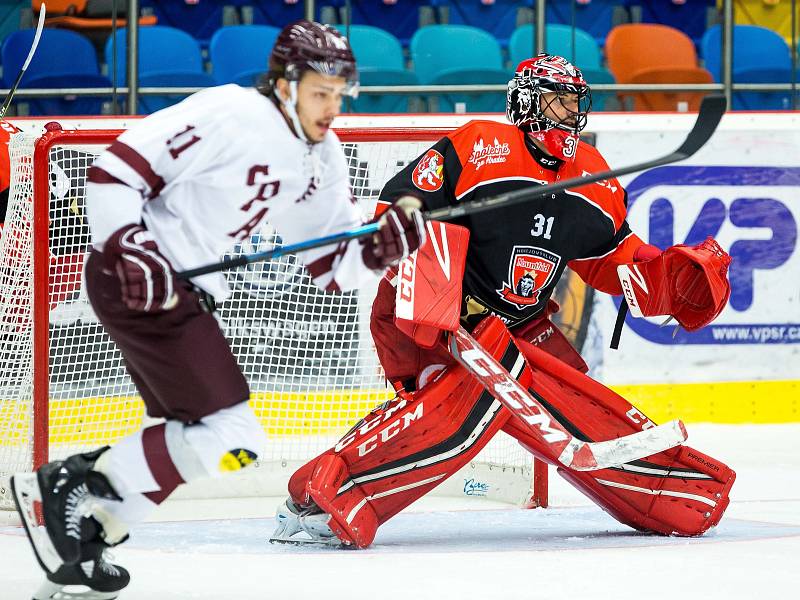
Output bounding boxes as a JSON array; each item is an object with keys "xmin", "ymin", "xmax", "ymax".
[{"xmin": 0, "ymin": 128, "xmax": 534, "ymax": 511}]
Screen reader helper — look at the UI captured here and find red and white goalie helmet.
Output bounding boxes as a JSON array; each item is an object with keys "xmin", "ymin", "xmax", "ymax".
[{"xmin": 506, "ymin": 54, "xmax": 592, "ymax": 161}]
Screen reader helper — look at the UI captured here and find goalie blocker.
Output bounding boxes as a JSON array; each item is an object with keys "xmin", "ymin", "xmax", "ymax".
[{"xmin": 279, "ymin": 222, "xmax": 735, "ymax": 547}]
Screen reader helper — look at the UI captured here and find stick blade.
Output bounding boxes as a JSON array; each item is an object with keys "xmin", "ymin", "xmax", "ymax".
[
  {"xmin": 674, "ymin": 95, "xmax": 727, "ymax": 158},
  {"xmin": 564, "ymin": 419, "xmax": 688, "ymax": 471}
]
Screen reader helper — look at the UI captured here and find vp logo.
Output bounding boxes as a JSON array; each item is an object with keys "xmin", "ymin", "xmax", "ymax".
[{"xmin": 623, "ymin": 166, "xmax": 800, "ymax": 344}]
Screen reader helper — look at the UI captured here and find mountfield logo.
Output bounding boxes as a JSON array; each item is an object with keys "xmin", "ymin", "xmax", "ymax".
[
  {"xmin": 469, "ymin": 137, "xmax": 510, "ymax": 170},
  {"xmin": 497, "ymin": 246, "xmax": 560, "ymax": 308}
]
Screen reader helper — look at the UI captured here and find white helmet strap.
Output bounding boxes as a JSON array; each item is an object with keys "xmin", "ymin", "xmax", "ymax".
[{"xmin": 279, "ymin": 80, "xmax": 309, "ymax": 144}]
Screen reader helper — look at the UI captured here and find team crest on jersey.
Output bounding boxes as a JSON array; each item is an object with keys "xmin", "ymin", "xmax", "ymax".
[
  {"xmin": 469, "ymin": 137, "xmax": 511, "ymax": 170},
  {"xmin": 496, "ymin": 246, "xmax": 560, "ymax": 308},
  {"xmin": 412, "ymin": 149, "xmax": 445, "ymax": 192}
]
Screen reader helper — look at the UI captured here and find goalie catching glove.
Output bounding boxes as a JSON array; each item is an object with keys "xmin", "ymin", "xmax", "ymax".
[
  {"xmin": 103, "ymin": 224, "xmax": 178, "ymax": 312},
  {"xmin": 362, "ymin": 196, "xmax": 427, "ymax": 270},
  {"xmin": 618, "ymin": 236, "xmax": 731, "ymax": 331}
]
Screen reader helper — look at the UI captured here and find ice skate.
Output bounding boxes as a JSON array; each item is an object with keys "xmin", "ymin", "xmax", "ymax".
[
  {"xmin": 12, "ymin": 449, "xmax": 123, "ymax": 574},
  {"xmin": 32, "ymin": 540, "xmax": 130, "ymax": 600},
  {"xmin": 269, "ymin": 499, "xmax": 341, "ymax": 546}
]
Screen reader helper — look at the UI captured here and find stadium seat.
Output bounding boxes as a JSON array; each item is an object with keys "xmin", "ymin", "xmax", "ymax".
[
  {"xmin": 605, "ymin": 23, "xmax": 713, "ymax": 111},
  {"xmin": 411, "ymin": 24, "xmax": 511, "ymax": 112},
  {"xmin": 346, "ymin": 25, "xmax": 418, "ymax": 113},
  {"xmin": 210, "ymin": 25, "xmax": 280, "ymax": 86},
  {"xmin": 509, "ymin": 24, "xmax": 616, "ymax": 110},
  {"xmin": 431, "ymin": 0, "xmax": 527, "ymax": 48},
  {"xmin": 718, "ymin": 0, "xmax": 800, "ymax": 47},
  {"xmin": 138, "ymin": 0, "xmax": 231, "ymax": 47},
  {"xmin": 627, "ymin": 0, "xmax": 715, "ymax": 46},
  {"xmin": 245, "ymin": 1, "xmax": 305, "ymax": 29},
  {"xmin": 34, "ymin": 0, "xmax": 158, "ymax": 41},
  {"xmin": 325, "ymin": 0, "xmax": 430, "ymax": 47},
  {"xmin": 1, "ymin": 28, "xmax": 111, "ymax": 115},
  {"xmin": 702, "ymin": 24, "xmax": 794, "ymax": 110},
  {"xmin": 510, "ymin": 24, "xmax": 603, "ymax": 70},
  {"xmin": 546, "ymin": 0, "xmax": 622, "ymax": 48},
  {"xmin": 105, "ymin": 26, "xmax": 216, "ymax": 113},
  {"xmin": 0, "ymin": 2, "xmax": 27, "ymax": 49}
]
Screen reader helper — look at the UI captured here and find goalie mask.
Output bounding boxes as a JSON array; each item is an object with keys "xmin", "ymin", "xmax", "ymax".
[
  {"xmin": 506, "ymin": 54, "xmax": 592, "ymax": 162},
  {"xmin": 268, "ymin": 20, "xmax": 359, "ymax": 142}
]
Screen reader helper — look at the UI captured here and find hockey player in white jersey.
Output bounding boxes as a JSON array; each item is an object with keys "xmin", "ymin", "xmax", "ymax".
[{"xmin": 11, "ymin": 20, "xmax": 425, "ymax": 599}]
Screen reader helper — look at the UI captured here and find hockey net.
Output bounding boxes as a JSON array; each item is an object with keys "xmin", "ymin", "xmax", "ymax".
[{"xmin": 0, "ymin": 124, "xmax": 547, "ymax": 514}]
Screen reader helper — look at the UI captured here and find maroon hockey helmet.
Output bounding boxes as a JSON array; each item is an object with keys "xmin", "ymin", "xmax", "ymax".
[
  {"xmin": 506, "ymin": 54, "xmax": 592, "ymax": 161},
  {"xmin": 269, "ymin": 20, "xmax": 358, "ymax": 95}
]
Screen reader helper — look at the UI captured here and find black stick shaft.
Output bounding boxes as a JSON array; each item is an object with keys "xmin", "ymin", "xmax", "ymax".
[{"xmin": 177, "ymin": 95, "xmax": 726, "ymax": 280}]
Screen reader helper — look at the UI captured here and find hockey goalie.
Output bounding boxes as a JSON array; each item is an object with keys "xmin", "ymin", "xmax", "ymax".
[{"xmin": 270, "ymin": 54, "xmax": 736, "ymax": 548}]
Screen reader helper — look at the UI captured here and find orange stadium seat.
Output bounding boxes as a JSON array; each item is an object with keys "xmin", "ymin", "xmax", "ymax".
[
  {"xmin": 605, "ymin": 23, "xmax": 714, "ymax": 111},
  {"xmin": 33, "ymin": 0, "xmax": 157, "ymax": 34}
]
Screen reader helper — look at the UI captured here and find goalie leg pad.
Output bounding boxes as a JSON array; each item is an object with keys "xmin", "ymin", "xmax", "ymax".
[
  {"xmin": 287, "ymin": 320, "xmax": 526, "ymax": 547},
  {"xmin": 557, "ymin": 443, "xmax": 735, "ymax": 536},
  {"xmin": 500, "ymin": 341, "xmax": 735, "ymax": 535}
]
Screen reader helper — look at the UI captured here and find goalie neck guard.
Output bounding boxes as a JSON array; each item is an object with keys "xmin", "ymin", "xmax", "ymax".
[
  {"xmin": 266, "ymin": 20, "xmax": 359, "ymax": 143},
  {"xmin": 506, "ymin": 54, "xmax": 592, "ymax": 162}
]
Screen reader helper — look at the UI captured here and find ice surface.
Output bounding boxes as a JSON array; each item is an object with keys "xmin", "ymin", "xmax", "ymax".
[{"xmin": 1, "ymin": 424, "xmax": 798, "ymax": 599}]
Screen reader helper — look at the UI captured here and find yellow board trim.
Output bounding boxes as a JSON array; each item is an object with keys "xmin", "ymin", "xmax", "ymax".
[
  {"xmin": 611, "ymin": 380, "xmax": 800, "ymax": 424},
  {"xmin": 1, "ymin": 381, "xmax": 797, "ymax": 450}
]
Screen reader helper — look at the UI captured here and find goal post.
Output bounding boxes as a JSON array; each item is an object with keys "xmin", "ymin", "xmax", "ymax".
[{"xmin": 0, "ymin": 121, "xmax": 547, "ymax": 515}]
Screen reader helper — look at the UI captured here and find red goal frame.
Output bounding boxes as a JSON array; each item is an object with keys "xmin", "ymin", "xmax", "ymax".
[{"xmin": 29, "ymin": 125, "xmax": 547, "ymax": 508}]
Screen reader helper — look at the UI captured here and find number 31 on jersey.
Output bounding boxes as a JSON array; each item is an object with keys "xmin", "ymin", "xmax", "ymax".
[{"xmin": 531, "ymin": 213, "xmax": 554, "ymax": 239}]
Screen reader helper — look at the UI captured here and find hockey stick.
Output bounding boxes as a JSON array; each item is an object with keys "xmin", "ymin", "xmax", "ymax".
[
  {"xmin": 0, "ymin": 3, "xmax": 46, "ymax": 119},
  {"xmin": 177, "ymin": 95, "xmax": 726, "ymax": 280},
  {"xmin": 449, "ymin": 326, "xmax": 688, "ymax": 471}
]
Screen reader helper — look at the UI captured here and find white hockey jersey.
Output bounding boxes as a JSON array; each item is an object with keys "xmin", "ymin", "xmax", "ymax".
[{"xmin": 86, "ymin": 84, "xmax": 375, "ymax": 300}]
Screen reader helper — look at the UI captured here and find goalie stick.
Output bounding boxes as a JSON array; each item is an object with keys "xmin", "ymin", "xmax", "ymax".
[
  {"xmin": 0, "ymin": 3, "xmax": 46, "ymax": 119},
  {"xmin": 177, "ymin": 94, "xmax": 726, "ymax": 280},
  {"xmin": 449, "ymin": 325, "xmax": 688, "ymax": 471}
]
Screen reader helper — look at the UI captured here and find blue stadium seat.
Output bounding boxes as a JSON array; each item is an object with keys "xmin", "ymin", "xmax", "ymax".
[
  {"xmin": 411, "ymin": 24, "xmax": 511, "ymax": 112},
  {"xmin": 509, "ymin": 24, "xmax": 616, "ymax": 110},
  {"xmin": 210, "ymin": 25, "xmax": 280, "ymax": 86},
  {"xmin": 628, "ymin": 0, "xmax": 714, "ymax": 46},
  {"xmin": 105, "ymin": 26, "xmax": 216, "ymax": 113},
  {"xmin": 1, "ymin": 28, "xmax": 111, "ymax": 115},
  {"xmin": 346, "ymin": 25, "xmax": 418, "ymax": 113},
  {"xmin": 139, "ymin": 0, "xmax": 228, "ymax": 46},
  {"xmin": 326, "ymin": 0, "xmax": 428, "ymax": 47},
  {"xmin": 431, "ymin": 0, "xmax": 526, "ymax": 48},
  {"xmin": 510, "ymin": 24, "xmax": 603, "ymax": 69},
  {"xmin": 0, "ymin": 1, "xmax": 24, "ymax": 50},
  {"xmin": 246, "ymin": 1, "xmax": 305, "ymax": 29},
  {"xmin": 702, "ymin": 24, "xmax": 794, "ymax": 110},
  {"xmin": 546, "ymin": 0, "xmax": 618, "ymax": 48}
]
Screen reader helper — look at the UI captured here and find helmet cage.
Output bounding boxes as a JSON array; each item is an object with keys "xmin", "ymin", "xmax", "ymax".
[
  {"xmin": 507, "ymin": 64, "xmax": 592, "ymax": 137},
  {"xmin": 271, "ymin": 21, "xmax": 359, "ymax": 98}
]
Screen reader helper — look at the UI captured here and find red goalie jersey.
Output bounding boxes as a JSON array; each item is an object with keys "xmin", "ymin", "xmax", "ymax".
[{"xmin": 382, "ymin": 119, "xmax": 641, "ymax": 333}]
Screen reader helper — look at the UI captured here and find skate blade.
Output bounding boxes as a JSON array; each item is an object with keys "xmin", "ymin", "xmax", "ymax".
[
  {"xmin": 11, "ymin": 474, "xmax": 63, "ymax": 575},
  {"xmin": 33, "ymin": 579, "xmax": 121, "ymax": 600},
  {"xmin": 268, "ymin": 534, "xmax": 343, "ymax": 548}
]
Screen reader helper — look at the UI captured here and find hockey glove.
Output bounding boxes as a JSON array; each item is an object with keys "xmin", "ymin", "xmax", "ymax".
[
  {"xmin": 362, "ymin": 196, "xmax": 427, "ymax": 270},
  {"xmin": 104, "ymin": 224, "xmax": 178, "ymax": 312},
  {"xmin": 618, "ymin": 236, "xmax": 731, "ymax": 331}
]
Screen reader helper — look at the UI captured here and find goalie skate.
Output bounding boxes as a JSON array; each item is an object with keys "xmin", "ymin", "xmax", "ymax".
[{"xmin": 269, "ymin": 499, "xmax": 341, "ymax": 547}]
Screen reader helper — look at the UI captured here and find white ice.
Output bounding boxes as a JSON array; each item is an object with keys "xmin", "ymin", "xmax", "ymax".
[{"xmin": 1, "ymin": 424, "xmax": 798, "ymax": 600}]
